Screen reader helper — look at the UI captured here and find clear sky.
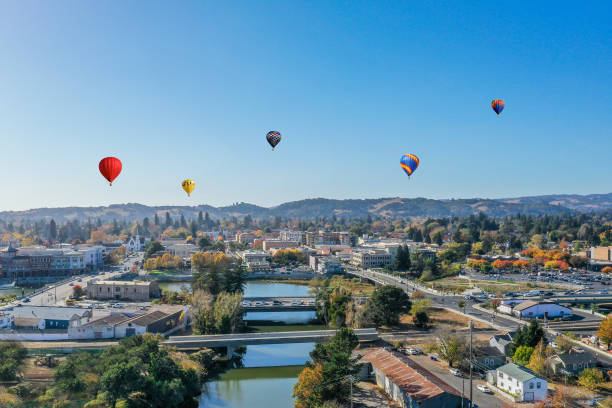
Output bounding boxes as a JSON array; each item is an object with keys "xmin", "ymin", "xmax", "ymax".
[{"xmin": 0, "ymin": 1, "xmax": 610, "ymax": 211}]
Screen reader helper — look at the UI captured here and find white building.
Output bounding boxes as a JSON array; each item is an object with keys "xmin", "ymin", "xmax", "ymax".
[
  {"xmin": 126, "ymin": 234, "xmax": 145, "ymax": 252},
  {"xmin": 77, "ymin": 245, "xmax": 104, "ymax": 270},
  {"xmin": 498, "ymin": 300, "xmax": 572, "ymax": 319},
  {"xmin": 167, "ymin": 243, "xmax": 198, "ymax": 259},
  {"xmin": 350, "ymin": 249, "xmax": 393, "ymax": 269},
  {"xmin": 494, "ymin": 363, "xmax": 547, "ymax": 402},
  {"xmin": 279, "ymin": 230, "xmax": 303, "ymax": 243},
  {"xmin": 0, "ymin": 312, "xmax": 13, "ymax": 329}
]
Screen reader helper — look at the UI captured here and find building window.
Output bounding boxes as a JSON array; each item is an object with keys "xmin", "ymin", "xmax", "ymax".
[
  {"xmin": 529, "ymin": 383, "xmax": 534, "ymax": 389},
  {"xmin": 537, "ymin": 382, "xmax": 541, "ymax": 389}
]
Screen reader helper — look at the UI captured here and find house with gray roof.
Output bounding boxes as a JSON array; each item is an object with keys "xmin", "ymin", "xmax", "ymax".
[
  {"xmin": 493, "ymin": 363, "xmax": 547, "ymax": 402},
  {"xmin": 549, "ymin": 352, "xmax": 596, "ymax": 376},
  {"xmin": 9, "ymin": 306, "xmax": 91, "ymax": 330},
  {"xmin": 489, "ymin": 331, "xmax": 516, "ymax": 356}
]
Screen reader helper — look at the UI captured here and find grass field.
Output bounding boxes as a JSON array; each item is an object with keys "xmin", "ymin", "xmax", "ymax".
[{"xmin": 430, "ymin": 276, "xmax": 567, "ymax": 294}]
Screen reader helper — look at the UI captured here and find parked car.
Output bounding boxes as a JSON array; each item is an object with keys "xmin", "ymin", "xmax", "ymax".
[
  {"xmin": 477, "ymin": 385, "xmax": 492, "ymax": 393},
  {"xmin": 429, "ymin": 355, "xmax": 438, "ymax": 361},
  {"xmin": 449, "ymin": 368, "xmax": 462, "ymax": 377},
  {"xmin": 406, "ymin": 348, "xmax": 422, "ymax": 355}
]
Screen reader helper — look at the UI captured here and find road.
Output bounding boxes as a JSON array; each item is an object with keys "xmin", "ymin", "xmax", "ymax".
[
  {"xmin": 3, "ymin": 253, "xmax": 143, "ymax": 309},
  {"xmin": 346, "ymin": 268, "xmax": 612, "ymax": 369}
]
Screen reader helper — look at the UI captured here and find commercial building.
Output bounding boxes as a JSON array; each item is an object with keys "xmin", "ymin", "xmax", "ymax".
[
  {"xmin": 591, "ymin": 246, "xmax": 612, "ymax": 261},
  {"xmin": 499, "ymin": 300, "xmax": 572, "ymax": 319},
  {"xmin": 115, "ymin": 307, "xmax": 187, "ymax": 338},
  {"xmin": 86, "ymin": 280, "xmax": 160, "ymax": 301},
  {"xmin": 362, "ymin": 348, "xmax": 462, "ymax": 408},
  {"xmin": 262, "ymin": 240, "xmax": 300, "ymax": 251},
  {"xmin": 0, "ymin": 245, "xmax": 87, "ymax": 282},
  {"xmin": 493, "ymin": 363, "xmax": 547, "ymax": 402},
  {"xmin": 9, "ymin": 306, "xmax": 92, "ymax": 330},
  {"xmin": 68, "ymin": 313, "xmax": 133, "ymax": 340},
  {"xmin": 350, "ymin": 249, "xmax": 393, "ymax": 269},
  {"xmin": 309, "ymin": 255, "xmax": 343, "ymax": 275},
  {"xmin": 305, "ymin": 231, "xmax": 351, "ymax": 247},
  {"xmin": 236, "ymin": 232, "xmax": 257, "ymax": 245},
  {"xmin": 279, "ymin": 230, "xmax": 303, "ymax": 243},
  {"xmin": 167, "ymin": 243, "xmax": 198, "ymax": 259}
]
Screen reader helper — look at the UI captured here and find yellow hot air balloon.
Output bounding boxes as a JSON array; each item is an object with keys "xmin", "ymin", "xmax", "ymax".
[{"xmin": 181, "ymin": 179, "xmax": 195, "ymax": 196}]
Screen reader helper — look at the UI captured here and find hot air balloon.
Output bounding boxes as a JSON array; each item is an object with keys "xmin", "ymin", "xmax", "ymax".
[
  {"xmin": 99, "ymin": 157, "xmax": 122, "ymax": 186},
  {"xmin": 491, "ymin": 99, "xmax": 505, "ymax": 115},
  {"xmin": 400, "ymin": 154, "xmax": 419, "ymax": 178},
  {"xmin": 266, "ymin": 131, "xmax": 281, "ymax": 150},
  {"xmin": 182, "ymin": 179, "xmax": 195, "ymax": 196}
]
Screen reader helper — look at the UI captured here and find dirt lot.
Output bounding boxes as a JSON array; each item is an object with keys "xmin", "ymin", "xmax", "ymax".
[{"xmin": 431, "ymin": 277, "xmax": 567, "ymax": 294}]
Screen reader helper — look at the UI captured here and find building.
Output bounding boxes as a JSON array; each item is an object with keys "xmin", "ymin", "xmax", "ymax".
[
  {"xmin": 262, "ymin": 240, "xmax": 300, "ymax": 251},
  {"xmin": 493, "ymin": 363, "xmax": 547, "ymax": 402},
  {"xmin": 236, "ymin": 232, "xmax": 257, "ymax": 245},
  {"xmin": 167, "ymin": 243, "xmax": 198, "ymax": 259},
  {"xmin": 0, "ymin": 312, "xmax": 13, "ymax": 329},
  {"xmin": 510, "ymin": 301, "xmax": 572, "ymax": 319},
  {"xmin": 126, "ymin": 234, "xmax": 146, "ymax": 252},
  {"xmin": 68, "ymin": 313, "xmax": 133, "ymax": 340},
  {"xmin": 350, "ymin": 249, "xmax": 393, "ymax": 269},
  {"xmin": 309, "ymin": 255, "xmax": 343, "ymax": 275},
  {"xmin": 76, "ymin": 245, "xmax": 104, "ymax": 270},
  {"xmin": 591, "ymin": 246, "xmax": 612, "ymax": 261},
  {"xmin": 305, "ymin": 231, "xmax": 351, "ymax": 247},
  {"xmin": 549, "ymin": 352, "xmax": 596, "ymax": 376},
  {"xmin": 362, "ymin": 348, "xmax": 462, "ymax": 408},
  {"xmin": 473, "ymin": 346, "xmax": 506, "ymax": 370},
  {"xmin": 115, "ymin": 307, "xmax": 186, "ymax": 337},
  {"xmin": 9, "ymin": 306, "xmax": 92, "ymax": 330},
  {"xmin": 86, "ymin": 280, "xmax": 160, "ymax": 301},
  {"xmin": 0, "ymin": 245, "xmax": 86, "ymax": 282},
  {"xmin": 279, "ymin": 230, "xmax": 303, "ymax": 243},
  {"xmin": 489, "ymin": 331, "xmax": 516, "ymax": 356}
]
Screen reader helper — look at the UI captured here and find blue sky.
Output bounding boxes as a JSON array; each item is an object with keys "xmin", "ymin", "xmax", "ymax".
[{"xmin": 0, "ymin": 1, "xmax": 610, "ymax": 211}]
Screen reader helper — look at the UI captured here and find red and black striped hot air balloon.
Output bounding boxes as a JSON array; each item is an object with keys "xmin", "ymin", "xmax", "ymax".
[{"xmin": 99, "ymin": 157, "xmax": 122, "ymax": 186}]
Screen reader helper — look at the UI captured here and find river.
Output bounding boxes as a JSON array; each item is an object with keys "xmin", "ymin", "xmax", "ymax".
[{"xmin": 158, "ymin": 280, "xmax": 316, "ymax": 407}]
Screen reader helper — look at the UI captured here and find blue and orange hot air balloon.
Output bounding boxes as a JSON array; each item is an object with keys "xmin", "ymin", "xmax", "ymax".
[
  {"xmin": 266, "ymin": 131, "xmax": 281, "ymax": 150},
  {"xmin": 491, "ymin": 99, "xmax": 505, "ymax": 115},
  {"xmin": 400, "ymin": 154, "xmax": 419, "ymax": 178}
]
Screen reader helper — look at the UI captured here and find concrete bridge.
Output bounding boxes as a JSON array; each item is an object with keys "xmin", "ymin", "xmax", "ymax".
[
  {"xmin": 243, "ymin": 296, "xmax": 316, "ymax": 312},
  {"xmin": 167, "ymin": 328, "xmax": 379, "ymax": 356}
]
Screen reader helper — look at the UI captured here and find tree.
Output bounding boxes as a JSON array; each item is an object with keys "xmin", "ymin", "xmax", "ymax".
[
  {"xmin": 597, "ymin": 315, "xmax": 612, "ymax": 349},
  {"xmin": 437, "ymin": 334, "xmax": 466, "ymax": 368},
  {"xmin": 0, "ymin": 341, "xmax": 27, "ymax": 381},
  {"xmin": 513, "ymin": 345, "xmax": 534, "ymax": 366},
  {"xmin": 413, "ymin": 311, "xmax": 429, "ymax": 328},
  {"xmin": 144, "ymin": 241, "xmax": 164, "ymax": 260},
  {"xmin": 578, "ymin": 367, "xmax": 605, "ymax": 390},
  {"xmin": 49, "ymin": 219, "xmax": 57, "ymax": 241},
  {"xmin": 295, "ymin": 329, "xmax": 361, "ymax": 407},
  {"xmin": 72, "ymin": 284, "xmax": 85, "ymax": 300},
  {"xmin": 293, "ymin": 364, "xmax": 324, "ymax": 408},
  {"xmin": 527, "ymin": 339, "xmax": 550, "ymax": 376},
  {"xmin": 410, "ymin": 299, "xmax": 431, "ymax": 316},
  {"xmin": 366, "ymin": 286, "xmax": 411, "ymax": 327}
]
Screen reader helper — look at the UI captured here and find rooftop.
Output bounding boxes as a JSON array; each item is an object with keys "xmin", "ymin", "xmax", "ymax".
[
  {"xmin": 497, "ymin": 363, "xmax": 539, "ymax": 382},
  {"xmin": 362, "ymin": 348, "xmax": 460, "ymax": 403},
  {"xmin": 513, "ymin": 301, "xmax": 566, "ymax": 311},
  {"xmin": 10, "ymin": 306, "xmax": 91, "ymax": 321},
  {"xmin": 90, "ymin": 280, "xmax": 152, "ymax": 286},
  {"xmin": 83, "ymin": 313, "xmax": 133, "ymax": 327},
  {"xmin": 123, "ymin": 310, "xmax": 169, "ymax": 327}
]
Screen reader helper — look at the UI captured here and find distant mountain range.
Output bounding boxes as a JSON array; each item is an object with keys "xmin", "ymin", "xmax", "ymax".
[{"xmin": 1, "ymin": 193, "xmax": 612, "ymax": 223}]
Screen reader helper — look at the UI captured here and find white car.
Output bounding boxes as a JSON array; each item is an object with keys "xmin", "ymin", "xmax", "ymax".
[
  {"xmin": 449, "ymin": 368, "xmax": 462, "ymax": 377},
  {"xmin": 550, "ymin": 342, "xmax": 559, "ymax": 348},
  {"xmin": 477, "ymin": 385, "xmax": 492, "ymax": 393},
  {"xmin": 406, "ymin": 348, "xmax": 422, "ymax": 355}
]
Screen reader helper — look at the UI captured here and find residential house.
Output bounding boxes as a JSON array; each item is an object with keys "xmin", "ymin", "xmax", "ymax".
[
  {"xmin": 493, "ymin": 363, "xmax": 547, "ymax": 402},
  {"xmin": 362, "ymin": 348, "xmax": 462, "ymax": 408},
  {"xmin": 549, "ymin": 352, "xmax": 596, "ymax": 376},
  {"xmin": 489, "ymin": 331, "xmax": 516, "ymax": 356},
  {"xmin": 473, "ymin": 346, "xmax": 507, "ymax": 371}
]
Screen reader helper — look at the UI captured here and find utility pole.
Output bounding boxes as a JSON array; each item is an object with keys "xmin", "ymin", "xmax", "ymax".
[
  {"xmin": 349, "ymin": 375, "xmax": 353, "ymax": 408},
  {"xmin": 469, "ymin": 320, "xmax": 473, "ymax": 407}
]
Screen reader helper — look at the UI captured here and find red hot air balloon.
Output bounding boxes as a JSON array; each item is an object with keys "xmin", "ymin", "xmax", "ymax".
[{"xmin": 99, "ymin": 157, "xmax": 122, "ymax": 186}]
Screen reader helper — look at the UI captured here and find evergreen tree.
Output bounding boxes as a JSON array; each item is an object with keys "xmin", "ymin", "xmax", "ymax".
[
  {"xmin": 198, "ymin": 211, "xmax": 204, "ymax": 225},
  {"xmin": 49, "ymin": 219, "xmax": 57, "ymax": 240},
  {"xmin": 165, "ymin": 212, "xmax": 172, "ymax": 228},
  {"xmin": 154, "ymin": 213, "xmax": 160, "ymax": 226}
]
